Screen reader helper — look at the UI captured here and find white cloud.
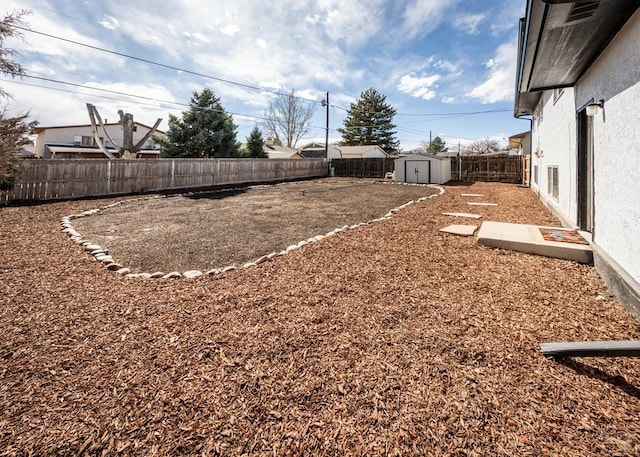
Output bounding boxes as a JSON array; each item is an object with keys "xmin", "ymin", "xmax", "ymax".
[
  {"xmin": 398, "ymin": 73, "xmax": 441, "ymax": 100},
  {"xmin": 321, "ymin": 1, "xmax": 387, "ymax": 47},
  {"xmin": 2, "ymin": 0, "xmax": 527, "ymax": 152},
  {"xmin": 467, "ymin": 40, "xmax": 517, "ymax": 104},
  {"xmin": 98, "ymin": 15, "xmax": 120, "ymax": 31},
  {"xmin": 435, "ymin": 59, "xmax": 462, "ymax": 75},
  {"xmin": 452, "ymin": 13, "xmax": 485, "ymax": 35},
  {"xmin": 402, "ymin": 0, "xmax": 461, "ymax": 37},
  {"xmin": 191, "ymin": 32, "xmax": 210, "ymax": 44},
  {"xmin": 220, "ymin": 24, "xmax": 240, "ymax": 37},
  {"xmin": 183, "ymin": 31, "xmax": 210, "ymax": 44},
  {"xmin": 305, "ymin": 14, "xmax": 322, "ymax": 24},
  {"xmin": 489, "ymin": 1, "xmax": 527, "ymax": 36}
]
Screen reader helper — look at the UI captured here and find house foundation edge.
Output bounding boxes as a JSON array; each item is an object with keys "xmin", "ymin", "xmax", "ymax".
[
  {"xmin": 535, "ymin": 189, "xmax": 640, "ymax": 321},
  {"xmin": 591, "ymin": 243, "xmax": 640, "ymax": 322}
]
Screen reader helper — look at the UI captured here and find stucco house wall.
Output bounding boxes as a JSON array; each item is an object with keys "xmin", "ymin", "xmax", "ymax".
[
  {"xmin": 573, "ymin": 9, "xmax": 640, "ymax": 283},
  {"xmin": 531, "ymin": 87, "xmax": 578, "ymax": 227},
  {"xmin": 530, "ymin": 8, "xmax": 640, "ymax": 286}
]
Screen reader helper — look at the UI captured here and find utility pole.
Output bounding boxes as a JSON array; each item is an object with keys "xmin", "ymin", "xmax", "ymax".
[{"xmin": 322, "ymin": 92, "xmax": 329, "ymax": 158}]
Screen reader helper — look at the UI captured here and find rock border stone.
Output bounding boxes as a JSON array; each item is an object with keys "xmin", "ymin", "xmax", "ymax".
[{"xmin": 60, "ymin": 181, "xmax": 445, "ymax": 279}]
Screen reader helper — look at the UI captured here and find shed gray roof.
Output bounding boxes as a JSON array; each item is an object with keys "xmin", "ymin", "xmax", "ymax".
[{"xmin": 396, "ymin": 153, "xmax": 449, "ymax": 161}]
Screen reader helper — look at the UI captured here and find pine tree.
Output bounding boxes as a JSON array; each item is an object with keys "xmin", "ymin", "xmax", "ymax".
[
  {"xmin": 337, "ymin": 87, "xmax": 400, "ymax": 154},
  {"xmin": 246, "ymin": 127, "xmax": 267, "ymax": 158},
  {"xmin": 1, "ymin": 10, "xmax": 37, "ymax": 191},
  {"xmin": 427, "ymin": 136, "xmax": 448, "ymax": 155},
  {"xmin": 162, "ymin": 88, "xmax": 239, "ymax": 158}
]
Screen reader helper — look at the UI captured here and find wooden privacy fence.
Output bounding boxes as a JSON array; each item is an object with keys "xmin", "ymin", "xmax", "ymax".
[
  {"xmin": 1, "ymin": 158, "xmax": 328, "ymax": 203},
  {"xmin": 451, "ymin": 155, "xmax": 525, "ymax": 183},
  {"xmin": 330, "ymin": 158, "xmax": 395, "ymax": 178}
]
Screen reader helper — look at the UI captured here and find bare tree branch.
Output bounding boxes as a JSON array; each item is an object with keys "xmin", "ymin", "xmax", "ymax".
[{"xmin": 263, "ymin": 89, "xmax": 317, "ymax": 148}]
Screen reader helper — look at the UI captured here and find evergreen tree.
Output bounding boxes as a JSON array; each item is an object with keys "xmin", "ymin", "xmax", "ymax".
[
  {"xmin": 337, "ymin": 87, "xmax": 400, "ymax": 154},
  {"xmin": 162, "ymin": 88, "xmax": 239, "ymax": 158},
  {"xmin": 245, "ymin": 126, "xmax": 268, "ymax": 158},
  {"xmin": 1, "ymin": 10, "xmax": 37, "ymax": 191},
  {"xmin": 427, "ymin": 136, "xmax": 448, "ymax": 155}
]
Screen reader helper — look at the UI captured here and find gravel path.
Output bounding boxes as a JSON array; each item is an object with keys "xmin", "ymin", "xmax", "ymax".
[{"xmin": 1, "ymin": 181, "xmax": 639, "ymax": 456}]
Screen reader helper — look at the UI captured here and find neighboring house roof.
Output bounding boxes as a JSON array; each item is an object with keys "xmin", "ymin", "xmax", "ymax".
[
  {"xmin": 396, "ymin": 153, "xmax": 448, "ymax": 161},
  {"xmin": 515, "ymin": 0, "xmax": 640, "ymax": 116},
  {"xmin": 299, "ymin": 150, "xmax": 326, "ymax": 159},
  {"xmin": 17, "ymin": 149, "xmax": 37, "ymax": 158},
  {"xmin": 266, "ymin": 150, "xmax": 303, "ymax": 159},
  {"xmin": 46, "ymin": 146, "xmax": 114, "ymax": 158},
  {"xmin": 299, "ymin": 142, "xmax": 325, "ymax": 150},
  {"xmin": 508, "ymin": 131, "xmax": 531, "ymax": 149},
  {"xmin": 264, "ymin": 144, "xmax": 302, "ymax": 159},
  {"xmin": 46, "ymin": 145, "xmax": 161, "ymax": 159},
  {"xmin": 32, "ymin": 122, "xmax": 166, "ymax": 135},
  {"xmin": 335, "ymin": 145, "xmax": 389, "ymax": 158}
]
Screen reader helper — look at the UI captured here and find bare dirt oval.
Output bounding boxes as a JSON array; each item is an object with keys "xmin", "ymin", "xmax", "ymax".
[{"xmin": 72, "ymin": 178, "xmax": 440, "ymax": 273}]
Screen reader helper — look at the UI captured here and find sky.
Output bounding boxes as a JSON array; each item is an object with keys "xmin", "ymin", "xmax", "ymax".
[{"xmin": 1, "ymin": 0, "xmax": 530, "ymax": 152}]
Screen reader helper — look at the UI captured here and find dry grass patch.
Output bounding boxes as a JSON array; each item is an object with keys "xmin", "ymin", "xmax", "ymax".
[{"xmin": 71, "ymin": 179, "xmax": 440, "ymax": 273}]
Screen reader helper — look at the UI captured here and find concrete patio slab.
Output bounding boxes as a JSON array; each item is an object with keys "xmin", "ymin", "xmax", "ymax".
[
  {"xmin": 442, "ymin": 212, "xmax": 482, "ymax": 219},
  {"xmin": 467, "ymin": 202, "xmax": 498, "ymax": 207},
  {"xmin": 440, "ymin": 224, "xmax": 478, "ymax": 236},
  {"xmin": 477, "ymin": 221, "xmax": 593, "ymax": 264}
]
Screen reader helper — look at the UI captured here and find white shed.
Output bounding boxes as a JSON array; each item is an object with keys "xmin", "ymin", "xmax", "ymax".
[{"xmin": 395, "ymin": 154, "xmax": 451, "ymax": 184}]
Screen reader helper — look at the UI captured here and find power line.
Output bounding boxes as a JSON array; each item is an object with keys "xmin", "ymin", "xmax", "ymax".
[
  {"xmin": 5, "ymin": 75, "xmax": 507, "ymax": 145},
  {"xmin": 14, "ymin": 25, "xmax": 325, "ymax": 106},
  {"xmin": 20, "ymin": 73, "xmax": 190, "ymax": 107},
  {"xmin": 4, "ymin": 75, "xmax": 341, "ymax": 137},
  {"xmin": 15, "ymin": 26, "xmax": 512, "ymax": 120},
  {"xmin": 15, "ymin": 27, "xmax": 513, "ymax": 120},
  {"xmin": 1, "ymin": 76, "xmax": 271, "ymax": 124},
  {"xmin": 395, "ymin": 108, "xmax": 512, "ymax": 116}
]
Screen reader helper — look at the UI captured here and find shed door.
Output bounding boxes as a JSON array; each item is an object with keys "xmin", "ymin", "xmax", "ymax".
[{"xmin": 405, "ymin": 160, "xmax": 431, "ymax": 184}]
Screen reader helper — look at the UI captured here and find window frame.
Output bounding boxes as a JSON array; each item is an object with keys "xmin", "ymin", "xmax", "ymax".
[{"xmin": 547, "ymin": 166, "xmax": 559, "ymax": 201}]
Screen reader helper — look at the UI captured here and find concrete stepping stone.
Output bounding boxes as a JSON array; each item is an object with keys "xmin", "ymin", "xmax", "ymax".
[
  {"xmin": 442, "ymin": 212, "xmax": 482, "ymax": 219},
  {"xmin": 477, "ymin": 221, "xmax": 593, "ymax": 264},
  {"xmin": 467, "ymin": 202, "xmax": 498, "ymax": 207},
  {"xmin": 439, "ymin": 224, "xmax": 478, "ymax": 236}
]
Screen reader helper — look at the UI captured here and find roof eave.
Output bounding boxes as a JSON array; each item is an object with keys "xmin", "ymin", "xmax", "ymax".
[{"xmin": 514, "ymin": 0, "xmax": 640, "ymax": 117}]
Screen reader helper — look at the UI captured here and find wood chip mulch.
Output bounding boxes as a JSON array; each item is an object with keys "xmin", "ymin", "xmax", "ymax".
[{"xmin": 1, "ymin": 181, "xmax": 639, "ymax": 456}]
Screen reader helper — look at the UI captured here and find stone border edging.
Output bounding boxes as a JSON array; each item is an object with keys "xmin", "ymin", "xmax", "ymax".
[{"xmin": 60, "ymin": 181, "xmax": 445, "ymax": 279}]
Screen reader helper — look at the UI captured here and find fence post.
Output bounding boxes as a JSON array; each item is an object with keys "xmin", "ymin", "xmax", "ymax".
[
  {"xmin": 106, "ymin": 160, "xmax": 111, "ymax": 195},
  {"xmin": 171, "ymin": 160, "xmax": 175, "ymax": 190}
]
